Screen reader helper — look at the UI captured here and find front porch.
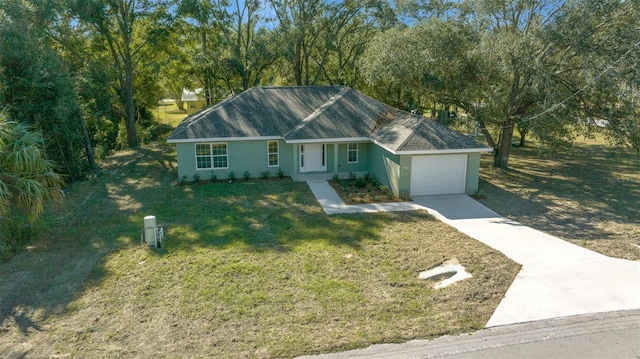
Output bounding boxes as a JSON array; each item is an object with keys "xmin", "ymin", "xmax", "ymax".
[{"xmin": 291, "ymin": 142, "xmax": 369, "ymax": 181}]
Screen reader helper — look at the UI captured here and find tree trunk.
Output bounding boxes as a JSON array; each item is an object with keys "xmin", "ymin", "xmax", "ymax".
[
  {"xmin": 201, "ymin": 27, "xmax": 214, "ymax": 106},
  {"xmin": 517, "ymin": 125, "xmax": 528, "ymax": 147},
  {"xmin": 493, "ymin": 121, "xmax": 516, "ymax": 168},
  {"xmin": 123, "ymin": 57, "xmax": 139, "ymax": 148},
  {"xmin": 519, "ymin": 131, "xmax": 527, "ymax": 147},
  {"xmin": 81, "ymin": 118, "xmax": 99, "ymax": 170}
]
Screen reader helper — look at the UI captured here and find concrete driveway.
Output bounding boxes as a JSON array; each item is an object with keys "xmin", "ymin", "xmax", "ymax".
[
  {"xmin": 307, "ymin": 180, "xmax": 640, "ymax": 327},
  {"xmin": 412, "ymin": 195, "xmax": 640, "ymax": 327}
]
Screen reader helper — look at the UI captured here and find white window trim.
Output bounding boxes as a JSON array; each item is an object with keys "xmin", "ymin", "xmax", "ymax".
[
  {"xmin": 267, "ymin": 140, "xmax": 279, "ymax": 167},
  {"xmin": 195, "ymin": 142, "xmax": 229, "ymax": 170},
  {"xmin": 347, "ymin": 143, "xmax": 358, "ymax": 163}
]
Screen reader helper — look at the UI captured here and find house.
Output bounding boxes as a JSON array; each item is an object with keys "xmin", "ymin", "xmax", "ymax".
[
  {"xmin": 181, "ymin": 88, "xmax": 207, "ymax": 115},
  {"xmin": 167, "ymin": 86, "xmax": 491, "ymax": 197}
]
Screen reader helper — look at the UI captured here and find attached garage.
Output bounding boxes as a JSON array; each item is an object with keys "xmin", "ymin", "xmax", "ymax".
[{"xmin": 410, "ymin": 154, "xmax": 468, "ymax": 196}]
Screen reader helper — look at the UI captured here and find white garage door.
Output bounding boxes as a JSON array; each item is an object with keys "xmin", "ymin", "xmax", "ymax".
[{"xmin": 410, "ymin": 154, "xmax": 467, "ymax": 196}]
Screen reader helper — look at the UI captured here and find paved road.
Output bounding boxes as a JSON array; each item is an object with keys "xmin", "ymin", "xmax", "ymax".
[{"xmin": 297, "ymin": 310, "xmax": 640, "ymax": 359}]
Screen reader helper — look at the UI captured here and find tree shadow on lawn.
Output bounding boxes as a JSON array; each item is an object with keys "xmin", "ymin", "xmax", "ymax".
[
  {"xmin": 478, "ymin": 176, "xmax": 620, "ymax": 242},
  {"xmin": 0, "ymin": 146, "xmax": 178, "ymax": 340},
  {"xmin": 0, "ymin": 145, "xmax": 419, "ymax": 342},
  {"xmin": 476, "ymin": 148, "xmax": 638, "ymax": 243}
]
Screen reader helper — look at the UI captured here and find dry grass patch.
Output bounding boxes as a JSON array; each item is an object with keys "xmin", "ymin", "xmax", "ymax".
[
  {"xmin": 0, "ymin": 144, "xmax": 519, "ymax": 358},
  {"xmin": 477, "ymin": 136, "xmax": 640, "ymax": 260}
]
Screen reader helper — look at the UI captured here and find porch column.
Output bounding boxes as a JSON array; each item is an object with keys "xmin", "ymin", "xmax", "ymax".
[
  {"xmin": 292, "ymin": 144, "xmax": 299, "ymax": 180},
  {"xmin": 333, "ymin": 143, "xmax": 339, "ymax": 174}
]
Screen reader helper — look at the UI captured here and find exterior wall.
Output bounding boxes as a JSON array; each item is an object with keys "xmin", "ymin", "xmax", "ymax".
[
  {"xmin": 367, "ymin": 143, "xmax": 401, "ymax": 196},
  {"xmin": 465, "ymin": 153, "xmax": 482, "ymax": 195},
  {"xmin": 397, "ymin": 155, "xmax": 413, "ymax": 197},
  {"xmin": 291, "ymin": 143, "xmax": 369, "ymax": 179},
  {"xmin": 185, "ymin": 100, "xmax": 207, "ymax": 115},
  {"xmin": 336, "ymin": 143, "xmax": 369, "ymax": 174},
  {"xmin": 175, "ymin": 140, "xmax": 293, "ymax": 181}
]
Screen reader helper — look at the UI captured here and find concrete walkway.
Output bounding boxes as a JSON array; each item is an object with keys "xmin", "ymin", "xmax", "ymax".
[
  {"xmin": 306, "ymin": 180, "xmax": 640, "ymax": 327},
  {"xmin": 306, "ymin": 180, "xmax": 424, "ymax": 214}
]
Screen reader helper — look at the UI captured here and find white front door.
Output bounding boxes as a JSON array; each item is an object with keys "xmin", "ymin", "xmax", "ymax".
[{"xmin": 300, "ymin": 144, "xmax": 326, "ymax": 172}]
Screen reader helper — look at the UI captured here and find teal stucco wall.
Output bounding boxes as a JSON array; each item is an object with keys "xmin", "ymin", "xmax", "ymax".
[
  {"xmin": 336, "ymin": 143, "xmax": 369, "ymax": 174},
  {"xmin": 366, "ymin": 143, "xmax": 401, "ymax": 196},
  {"xmin": 174, "ymin": 140, "xmax": 293, "ymax": 181},
  {"xmin": 465, "ymin": 153, "xmax": 481, "ymax": 195}
]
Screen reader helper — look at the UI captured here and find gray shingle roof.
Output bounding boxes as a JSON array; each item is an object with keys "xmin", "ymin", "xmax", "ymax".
[{"xmin": 167, "ymin": 86, "xmax": 489, "ymax": 153}]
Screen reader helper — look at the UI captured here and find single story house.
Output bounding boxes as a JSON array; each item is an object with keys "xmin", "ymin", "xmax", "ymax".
[
  {"xmin": 181, "ymin": 88, "xmax": 207, "ymax": 115},
  {"xmin": 167, "ymin": 86, "xmax": 491, "ymax": 197}
]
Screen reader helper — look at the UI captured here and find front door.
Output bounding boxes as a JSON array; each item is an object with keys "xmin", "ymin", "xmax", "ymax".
[{"xmin": 300, "ymin": 144, "xmax": 326, "ymax": 172}]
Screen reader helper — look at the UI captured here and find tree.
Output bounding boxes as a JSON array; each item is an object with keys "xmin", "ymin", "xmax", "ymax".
[
  {"xmin": 179, "ymin": 0, "xmax": 229, "ymax": 104},
  {"xmin": 72, "ymin": 0, "xmax": 173, "ymax": 148},
  {"xmin": 0, "ymin": 1, "xmax": 97, "ymax": 178},
  {"xmin": 0, "ymin": 114, "xmax": 64, "ymax": 219},
  {"xmin": 270, "ymin": 0, "xmax": 375, "ymax": 86},
  {"xmin": 220, "ymin": 0, "xmax": 278, "ymax": 91},
  {"xmin": 389, "ymin": 0, "xmax": 639, "ymax": 168}
]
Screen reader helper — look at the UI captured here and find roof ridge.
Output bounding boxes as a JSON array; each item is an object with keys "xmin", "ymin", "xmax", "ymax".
[
  {"xmin": 263, "ymin": 85, "xmax": 344, "ymax": 90},
  {"xmin": 284, "ymin": 86, "xmax": 350, "ymax": 138}
]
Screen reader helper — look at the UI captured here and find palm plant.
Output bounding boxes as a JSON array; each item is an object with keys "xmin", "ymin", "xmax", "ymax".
[{"xmin": 0, "ymin": 112, "xmax": 64, "ymax": 219}]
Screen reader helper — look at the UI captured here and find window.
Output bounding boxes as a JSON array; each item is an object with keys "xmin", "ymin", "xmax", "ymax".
[
  {"xmin": 347, "ymin": 143, "xmax": 358, "ymax": 163},
  {"xmin": 195, "ymin": 144, "xmax": 212, "ymax": 169},
  {"xmin": 195, "ymin": 143, "xmax": 228, "ymax": 169},
  {"xmin": 268, "ymin": 141, "xmax": 279, "ymax": 167},
  {"xmin": 211, "ymin": 143, "xmax": 228, "ymax": 168}
]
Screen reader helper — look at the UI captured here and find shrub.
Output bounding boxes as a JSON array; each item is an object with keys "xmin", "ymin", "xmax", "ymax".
[
  {"xmin": 400, "ymin": 191, "xmax": 411, "ymax": 201},
  {"xmin": 378, "ymin": 184, "xmax": 390, "ymax": 194},
  {"xmin": 349, "ymin": 172, "xmax": 356, "ymax": 180},
  {"xmin": 193, "ymin": 173, "xmax": 201, "ymax": 183},
  {"xmin": 0, "ymin": 216, "xmax": 46, "ymax": 263},
  {"xmin": 210, "ymin": 172, "xmax": 217, "ymax": 182},
  {"xmin": 243, "ymin": 170, "xmax": 251, "ymax": 181},
  {"xmin": 277, "ymin": 168, "xmax": 285, "ymax": 179},
  {"xmin": 332, "ymin": 173, "xmax": 340, "ymax": 182},
  {"xmin": 355, "ymin": 177, "xmax": 367, "ymax": 189},
  {"xmin": 261, "ymin": 170, "xmax": 270, "ymax": 179},
  {"xmin": 472, "ymin": 188, "xmax": 486, "ymax": 199},
  {"xmin": 180, "ymin": 175, "xmax": 188, "ymax": 186},
  {"xmin": 369, "ymin": 175, "xmax": 380, "ymax": 186},
  {"xmin": 228, "ymin": 171, "xmax": 236, "ymax": 182}
]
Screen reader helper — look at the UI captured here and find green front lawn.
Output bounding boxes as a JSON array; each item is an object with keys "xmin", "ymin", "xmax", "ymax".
[{"xmin": 0, "ymin": 144, "xmax": 519, "ymax": 358}]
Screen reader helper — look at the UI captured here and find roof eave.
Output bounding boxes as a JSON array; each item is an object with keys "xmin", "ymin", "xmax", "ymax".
[
  {"xmin": 167, "ymin": 136, "xmax": 283, "ymax": 143},
  {"xmin": 394, "ymin": 147, "xmax": 493, "ymax": 155},
  {"xmin": 285, "ymin": 137, "xmax": 371, "ymax": 144}
]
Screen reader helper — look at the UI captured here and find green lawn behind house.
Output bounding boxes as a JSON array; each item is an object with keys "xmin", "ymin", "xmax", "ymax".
[
  {"xmin": 0, "ymin": 144, "xmax": 519, "ymax": 358},
  {"xmin": 153, "ymin": 99, "xmax": 188, "ymax": 127}
]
